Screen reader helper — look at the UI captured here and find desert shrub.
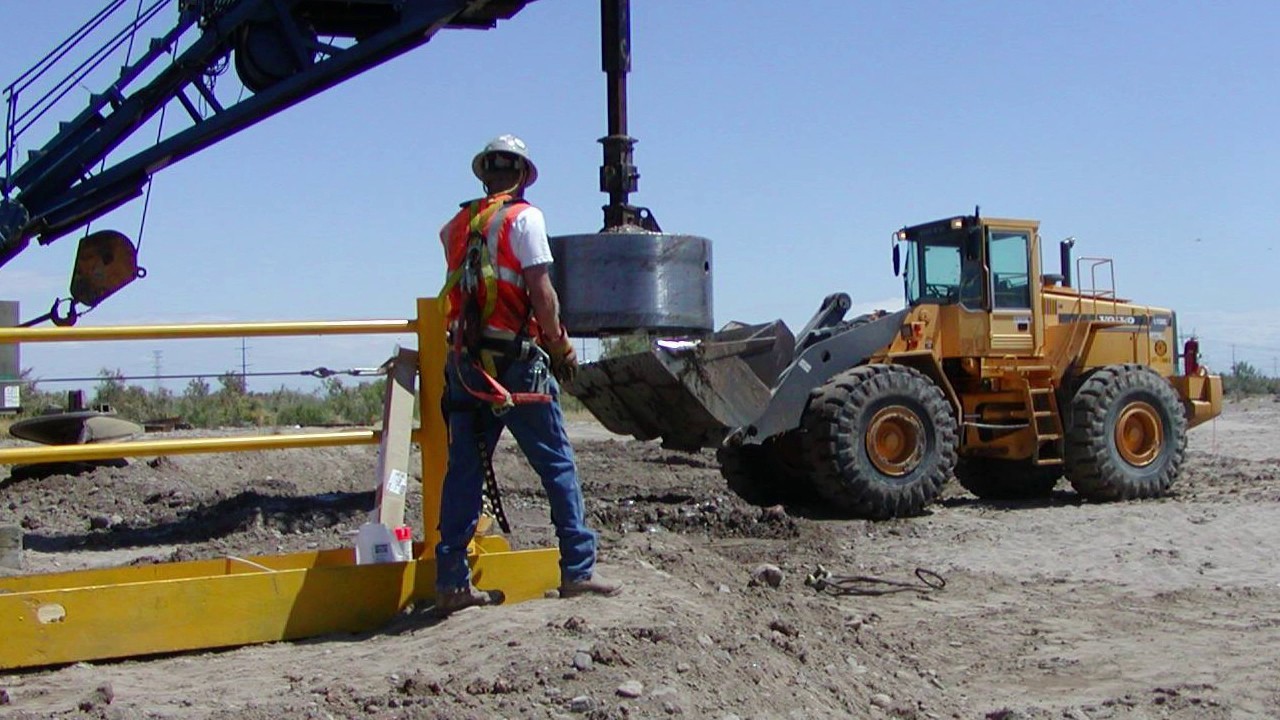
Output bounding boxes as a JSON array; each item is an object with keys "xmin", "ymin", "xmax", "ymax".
[{"xmin": 1223, "ymin": 361, "xmax": 1280, "ymax": 398}]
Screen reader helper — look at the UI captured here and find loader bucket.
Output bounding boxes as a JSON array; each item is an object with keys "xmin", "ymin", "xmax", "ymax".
[{"xmin": 567, "ymin": 320, "xmax": 795, "ymax": 451}]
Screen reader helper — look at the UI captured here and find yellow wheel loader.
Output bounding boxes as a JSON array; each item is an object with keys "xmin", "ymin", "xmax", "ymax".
[{"xmin": 570, "ymin": 210, "xmax": 1223, "ymax": 519}]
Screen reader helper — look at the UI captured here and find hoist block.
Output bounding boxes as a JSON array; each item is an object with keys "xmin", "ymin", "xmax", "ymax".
[{"xmin": 549, "ymin": 232, "xmax": 713, "ymax": 337}]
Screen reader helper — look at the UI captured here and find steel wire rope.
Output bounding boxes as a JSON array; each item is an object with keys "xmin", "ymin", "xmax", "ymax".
[
  {"xmin": 71, "ymin": 3, "xmax": 171, "ymax": 326},
  {"xmin": 133, "ymin": 41, "xmax": 179, "ymax": 256},
  {"xmin": 26, "ymin": 366, "xmax": 388, "ymax": 385},
  {"xmin": 805, "ymin": 565, "xmax": 946, "ymax": 597},
  {"xmin": 86, "ymin": 0, "xmax": 150, "ymax": 233}
]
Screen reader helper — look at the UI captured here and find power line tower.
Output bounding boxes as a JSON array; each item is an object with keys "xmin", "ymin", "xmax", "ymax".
[
  {"xmin": 239, "ymin": 338, "xmax": 251, "ymax": 392},
  {"xmin": 152, "ymin": 350, "xmax": 163, "ymax": 393}
]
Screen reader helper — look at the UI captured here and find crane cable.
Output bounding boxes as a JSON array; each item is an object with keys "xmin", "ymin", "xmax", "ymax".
[
  {"xmin": 135, "ymin": 4, "xmax": 179, "ymax": 258},
  {"xmin": 68, "ymin": 0, "xmax": 166, "ymax": 327}
]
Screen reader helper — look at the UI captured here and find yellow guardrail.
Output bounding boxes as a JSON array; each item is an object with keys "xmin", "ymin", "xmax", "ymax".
[
  {"xmin": 0, "ymin": 318, "xmax": 415, "ymax": 343},
  {"xmin": 0, "ymin": 298, "xmax": 448, "ymax": 549}
]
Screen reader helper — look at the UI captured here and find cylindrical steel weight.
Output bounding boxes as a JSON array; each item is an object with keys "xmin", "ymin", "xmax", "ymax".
[{"xmin": 549, "ymin": 232, "xmax": 713, "ymax": 337}]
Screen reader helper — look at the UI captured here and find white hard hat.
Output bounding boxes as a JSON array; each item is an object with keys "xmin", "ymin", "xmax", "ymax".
[{"xmin": 472, "ymin": 134, "xmax": 538, "ymax": 187}]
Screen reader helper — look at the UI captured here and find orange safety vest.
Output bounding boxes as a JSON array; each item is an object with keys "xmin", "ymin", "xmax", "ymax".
[{"xmin": 438, "ymin": 194, "xmax": 541, "ymax": 340}]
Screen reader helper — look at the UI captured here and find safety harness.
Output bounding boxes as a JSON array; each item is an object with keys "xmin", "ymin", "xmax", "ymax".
[{"xmin": 438, "ymin": 194, "xmax": 553, "ymax": 413}]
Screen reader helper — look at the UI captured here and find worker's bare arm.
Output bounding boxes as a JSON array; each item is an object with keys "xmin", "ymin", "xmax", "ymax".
[{"xmin": 523, "ymin": 264, "xmax": 565, "ymax": 341}]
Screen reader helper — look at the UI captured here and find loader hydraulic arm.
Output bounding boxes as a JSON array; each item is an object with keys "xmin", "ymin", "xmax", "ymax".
[{"xmin": 0, "ymin": 0, "xmax": 535, "ymax": 270}]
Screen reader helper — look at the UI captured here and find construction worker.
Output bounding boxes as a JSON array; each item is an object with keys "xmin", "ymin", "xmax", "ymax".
[{"xmin": 434, "ymin": 134, "xmax": 622, "ymax": 612}]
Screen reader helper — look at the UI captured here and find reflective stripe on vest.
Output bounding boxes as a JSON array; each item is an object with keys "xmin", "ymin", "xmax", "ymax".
[
  {"xmin": 439, "ymin": 195, "xmax": 538, "ymax": 337},
  {"xmin": 483, "ymin": 203, "xmax": 525, "ymax": 289}
]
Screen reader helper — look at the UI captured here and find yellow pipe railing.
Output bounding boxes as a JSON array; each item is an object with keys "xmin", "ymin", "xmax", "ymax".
[
  {"xmin": 0, "ymin": 303, "xmax": 446, "ymax": 549},
  {"xmin": 0, "ymin": 319, "xmax": 414, "ymax": 343},
  {"xmin": 0, "ymin": 430, "xmax": 378, "ymax": 464}
]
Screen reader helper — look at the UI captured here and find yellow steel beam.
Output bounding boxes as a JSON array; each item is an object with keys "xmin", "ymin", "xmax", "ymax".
[
  {"xmin": 0, "ymin": 547, "xmax": 561, "ymax": 669},
  {"xmin": 0, "ymin": 430, "xmax": 379, "ymax": 465},
  {"xmin": 0, "ymin": 319, "xmax": 414, "ymax": 343}
]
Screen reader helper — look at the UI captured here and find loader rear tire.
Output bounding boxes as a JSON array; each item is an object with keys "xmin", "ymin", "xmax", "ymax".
[
  {"xmin": 1064, "ymin": 364, "xmax": 1187, "ymax": 501},
  {"xmin": 954, "ymin": 458, "xmax": 1060, "ymax": 500},
  {"xmin": 801, "ymin": 364, "xmax": 958, "ymax": 519}
]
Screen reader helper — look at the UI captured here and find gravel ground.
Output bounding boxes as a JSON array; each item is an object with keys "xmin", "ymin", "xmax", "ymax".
[{"xmin": 1, "ymin": 399, "xmax": 1278, "ymax": 719}]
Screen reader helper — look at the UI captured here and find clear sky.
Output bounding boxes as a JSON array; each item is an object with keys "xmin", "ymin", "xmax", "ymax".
[{"xmin": 2, "ymin": 0, "xmax": 1278, "ymax": 397}]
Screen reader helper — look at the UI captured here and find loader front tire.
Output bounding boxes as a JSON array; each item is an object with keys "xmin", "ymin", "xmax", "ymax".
[
  {"xmin": 954, "ymin": 458, "xmax": 1060, "ymax": 500},
  {"xmin": 1064, "ymin": 364, "xmax": 1187, "ymax": 501},
  {"xmin": 801, "ymin": 364, "xmax": 958, "ymax": 519}
]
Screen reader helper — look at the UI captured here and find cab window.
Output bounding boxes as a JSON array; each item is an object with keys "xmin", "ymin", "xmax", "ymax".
[
  {"xmin": 921, "ymin": 244, "xmax": 961, "ymax": 302},
  {"xmin": 989, "ymin": 230, "xmax": 1031, "ymax": 309}
]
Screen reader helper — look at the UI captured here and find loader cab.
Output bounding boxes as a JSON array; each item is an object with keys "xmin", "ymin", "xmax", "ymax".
[{"xmin": 895, "ymin": 215, "xmax": 1044, "ymax": 356}]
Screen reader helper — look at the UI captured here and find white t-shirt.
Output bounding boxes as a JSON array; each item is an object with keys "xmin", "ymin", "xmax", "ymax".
[{"xmin": 509, "ymin": 206, "xmax": 552, "ymax": 269}]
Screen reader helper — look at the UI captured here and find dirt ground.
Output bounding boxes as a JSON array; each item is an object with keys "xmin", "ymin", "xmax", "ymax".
[{"xmin": 1, "ymin": 398, "xmax": 1279, "ymax": 719}]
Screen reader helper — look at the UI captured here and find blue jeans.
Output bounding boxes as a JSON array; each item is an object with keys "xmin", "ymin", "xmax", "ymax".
[{"xmin": 434, "ymin": 352, "xmax": 598, "ymax": 591}]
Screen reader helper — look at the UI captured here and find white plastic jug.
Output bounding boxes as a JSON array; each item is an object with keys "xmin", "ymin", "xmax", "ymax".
[{"xmin": 354, "ymin": 522, "xmax": 403, "ymax": 564}]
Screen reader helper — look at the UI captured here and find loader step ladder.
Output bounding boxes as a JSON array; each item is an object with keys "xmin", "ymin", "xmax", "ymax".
[{"xmin": 1019, "ymin": 366, "xmax": 1064, "ymax": 466}]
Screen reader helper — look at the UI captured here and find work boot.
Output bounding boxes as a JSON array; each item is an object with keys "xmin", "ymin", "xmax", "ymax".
[
  {"xmin": 435, "ymin": 585, "xmax": 498, "ymax": 614},
  {"xmin": 559, "ymin": 573, "xmax": 623, "ymax": 598}
]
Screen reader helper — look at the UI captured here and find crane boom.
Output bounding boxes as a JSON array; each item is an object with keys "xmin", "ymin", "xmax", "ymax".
[{"xmin": 0, "ymin": 0, "xmax": 535, "ymax": 270}]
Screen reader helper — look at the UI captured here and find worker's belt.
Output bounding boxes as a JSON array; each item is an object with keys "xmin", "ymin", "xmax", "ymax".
[
  {"xmin": 445, "ymin": 330, "xmax": 552, "ymax": 413},
  {"xmin": 446, "ymin": 328, "xmax": 539, "ymax": 362},
  {"xmin": 477, "ymin": 335, "xmax": 539, "ymax": 363}
]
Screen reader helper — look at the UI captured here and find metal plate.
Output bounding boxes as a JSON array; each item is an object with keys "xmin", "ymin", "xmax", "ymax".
[
  {"xmin": 0, "ymin": 301, "xmax": 16, "ymax": 411},
  {"xmin": 549, "ymin": 232, "xmax": 713, "ymax": 337}
]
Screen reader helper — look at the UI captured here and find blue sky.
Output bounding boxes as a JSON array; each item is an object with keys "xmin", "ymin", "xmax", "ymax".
[{"xmin": 2, "ymin": 0, "xmax": 1279, "ymax": 396}]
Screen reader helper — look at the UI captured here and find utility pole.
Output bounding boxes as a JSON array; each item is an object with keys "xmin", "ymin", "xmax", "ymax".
[{"xmin": 239, "ymin": 338, "xmax": 250, "ymax": 392}]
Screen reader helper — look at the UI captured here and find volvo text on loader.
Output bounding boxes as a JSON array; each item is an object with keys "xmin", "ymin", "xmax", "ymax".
[{"xmin": 570, "ymin": 210, "xmax": 1223, "ymax": 519}]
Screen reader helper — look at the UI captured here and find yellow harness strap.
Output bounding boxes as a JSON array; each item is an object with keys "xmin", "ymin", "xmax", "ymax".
[
  {"xmin": 438, "ymin": 195, "xmax": 513, "ymax": 321},
  {"xmin": 439, "ymin": 195, "xmax": 517, "ymax": 378}
]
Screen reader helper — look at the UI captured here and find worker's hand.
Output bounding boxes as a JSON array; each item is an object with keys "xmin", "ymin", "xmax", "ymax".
[{"xmin": 545, "ymin": 331, "xmax": 578, "ymax": 386}]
